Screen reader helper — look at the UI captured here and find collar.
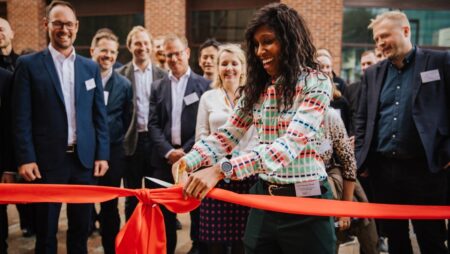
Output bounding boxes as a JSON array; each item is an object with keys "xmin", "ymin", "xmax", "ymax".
[
  {"xmin": 102, "ymin": 69, "xmax": 113, "ymax": 86},
  {"xmin": 48, "ymin": 43, "xmax": 76, "ymax": 62},
  {"xmin": 389, "ymin": 45, "xmax": 416, "ymax": 69},
  {"xmin": 169, "ymin": 67, "xmax": 191, "ymax": 82},
  {"xmin": 133, "ymin": 61, "xmax": 152, "ymax": 72}
]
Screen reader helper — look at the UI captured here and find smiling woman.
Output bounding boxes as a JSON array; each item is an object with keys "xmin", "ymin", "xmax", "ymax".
[{"xmin": 175, "ymin": 2, "xmax": 336, "ymax": 254}]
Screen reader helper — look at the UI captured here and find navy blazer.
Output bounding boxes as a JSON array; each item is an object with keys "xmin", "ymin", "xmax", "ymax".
[
  {"xmin": 12, "ymin": 48, "xmax": 110, "ymax": 170},
  {"xmin": 355, "ymin": 47, "xmax": 450, "ymax": 173},
  {"xmin": 104, "ymin": 71, "xmax": 132, "ymax": 144},
  {"xmin": 0, "ymin": 68, "xmax": 13, "ymax": 173},
  {"xmin": 148, "ymin": 71, "xmax": 210, "ymax": 175}
]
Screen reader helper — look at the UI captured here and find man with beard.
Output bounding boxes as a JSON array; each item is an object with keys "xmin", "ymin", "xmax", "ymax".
[
  {"xmin": 355, "ymin": 11, "xmax": 450, "ymax": 254},
  {"xmin": 12, "ymin": 1, "xmax": 109, "ymax": 253},
  {"xmin": 0, "ymin": 18, "xmax": 18, "ymax": 72},
  {"xmin": 117, "ymin": 26, "xmax": 167, "ymax": 220},
  {"xmin": 90, "ymin": 30, "xmax": 132, "ymax": 254}
]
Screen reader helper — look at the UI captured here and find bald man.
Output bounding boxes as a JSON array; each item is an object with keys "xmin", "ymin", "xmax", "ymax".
[{"xmin": 0, "ymin": 18, "xmax": 18, "ymax": 71}]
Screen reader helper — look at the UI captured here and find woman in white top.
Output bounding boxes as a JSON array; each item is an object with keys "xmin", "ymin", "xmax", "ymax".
[{"xmin": 195, "ymin": 44, "xmax": 257, "ymax": 254}]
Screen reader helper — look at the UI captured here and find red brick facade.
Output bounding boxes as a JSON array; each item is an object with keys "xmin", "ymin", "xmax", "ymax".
[
  {"xmin": 5, "ymin": 0, "xmax": 343, "ymax": 71},
  {"xmin": 145, "ymin": 0, "xmax": 186, "ymax": 38},
  {"xmin": 282, "ymin": 0, "xmax": 344, "ymax": 72},
  {"xmin": 7, "ymin": 0, "xmax": 46, "ymax": 54}
]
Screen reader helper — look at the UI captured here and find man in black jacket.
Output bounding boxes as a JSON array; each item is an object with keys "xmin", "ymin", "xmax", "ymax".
[
  {"xmin": 91, "ymin": 30, "xmax": 132, "ymax": 254},
  {"xmin": 355, "ymin": 11, "xmax": 449, "ymax": 254}
]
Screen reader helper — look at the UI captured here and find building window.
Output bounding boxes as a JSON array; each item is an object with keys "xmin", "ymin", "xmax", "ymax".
[
  {"xmin": 0, "ymin": 2, "xmax": 6, "ymax": 19},
  {"xmin": 187, "ymin": 0, "xmax": 275, "ymax": 73},
  {"xmin": 341, "ymin": 7, "xmax": 450, "ymax": 83}
]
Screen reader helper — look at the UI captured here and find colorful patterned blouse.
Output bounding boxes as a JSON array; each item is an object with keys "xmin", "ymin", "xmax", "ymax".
[{"xmin": 183, "ymin": 70, "xmax": 332, "ymax": 184}]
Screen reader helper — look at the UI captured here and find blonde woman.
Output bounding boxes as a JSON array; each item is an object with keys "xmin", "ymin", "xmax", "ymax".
[{"xmin": 195, "ymin": 44, "xmax": 257, "ymax": 254}]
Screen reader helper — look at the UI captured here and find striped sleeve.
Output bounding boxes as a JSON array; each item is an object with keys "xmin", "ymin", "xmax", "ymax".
[
  {"xmin": 184, "ymin": 97, "xmax": 254, "ymax": 172},
  {"xmin": 232, "ymin": 75, "xmax": 331, "ymax": 179}
]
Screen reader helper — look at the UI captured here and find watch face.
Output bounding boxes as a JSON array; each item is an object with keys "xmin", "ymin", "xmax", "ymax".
[{"xmin": 221, "ymin": 162, "xmax": 233, "ymax": 172}]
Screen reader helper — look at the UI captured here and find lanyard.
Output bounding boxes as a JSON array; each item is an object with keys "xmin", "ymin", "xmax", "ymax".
[{"xmin": 223, "ymin": 88, "xmax": 235, "ymax": 109}]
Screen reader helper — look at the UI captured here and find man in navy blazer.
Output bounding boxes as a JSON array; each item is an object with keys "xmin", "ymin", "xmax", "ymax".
[
  {"xmin": 354, "ymin": 11, "xmax": 449, "ymax": 254},
  {"xmin": 148, "ymin": 34, "xmax": 210, "ymax": 254},
  {"xmin": 90, "ymin": 30, "xmax": 132, "ymax": 254},
  {"xmin": 12, "ymin": 1, "xmax": 109, "ymax": 253},
  {"xmin": 0, "ymin": 68, "xmax": 14, "ymax": 253}
]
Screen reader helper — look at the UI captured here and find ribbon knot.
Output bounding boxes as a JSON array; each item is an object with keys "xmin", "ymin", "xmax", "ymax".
[{"xmin": 134, "ymin": 188, "xmax": 155, "ymax": 205}]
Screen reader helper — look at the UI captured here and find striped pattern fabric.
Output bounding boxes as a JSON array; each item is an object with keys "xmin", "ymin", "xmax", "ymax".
[{"xmin": 184, "ymin": 70, "xmax": 332, "ymax": 184}]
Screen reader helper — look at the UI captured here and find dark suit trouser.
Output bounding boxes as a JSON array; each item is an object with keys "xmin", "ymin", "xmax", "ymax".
[
  {"xmin": 98, "ymin": 144, "xmax": 125, "ymax": 254},
  {"xmin": 35, "ymin": 152, "xmax": 95, "ymax": 254},
  {"xmin": 124, "ymin": 132, "xmax": 153, "ymax": 220},
  {"xmin": 369, "ymin": 154, "xmax": 447, "ymax": 254},
  {"xmin": 148, "ymin": 169, "xmax": 177, "ymax": 254},
  {"xmin": 0, "ymin": 204, "xmax": 7, "ymax": 253}
]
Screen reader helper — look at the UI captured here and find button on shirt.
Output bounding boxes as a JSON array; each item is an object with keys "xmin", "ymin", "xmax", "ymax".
[
  {"xmin": 134, "ymin": 62, "xmax": 153, "ymax": 132},
  {"xmin": 170, "ymin": 68, "xmax": 191, "ymax": 146},
  {"xmin": 375, "ymin": 47, "xmax": 423, "ymax": 158},
  {"xmin": 48, "ymin": 44, "xmax": 77, "ymax": 145}
]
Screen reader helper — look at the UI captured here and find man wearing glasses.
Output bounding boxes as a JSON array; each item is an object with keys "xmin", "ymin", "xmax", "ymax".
[
  {"xmin": 148, "ymin": 34, "xmax": 210, "ymax": 254},
  {"xmin": 12, "ymin": 1, "xmax": 109, "ymax": 253}
]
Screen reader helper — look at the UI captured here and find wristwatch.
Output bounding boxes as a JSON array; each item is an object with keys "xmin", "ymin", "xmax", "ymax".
[{"xmin": 219, "ymin": 158, "xmax": 233, "ymax": 183}]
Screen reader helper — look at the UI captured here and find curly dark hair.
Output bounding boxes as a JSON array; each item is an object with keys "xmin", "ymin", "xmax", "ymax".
[{"xmin": 239, "ymin": 3, "xmax": 319, "ymax": 114}]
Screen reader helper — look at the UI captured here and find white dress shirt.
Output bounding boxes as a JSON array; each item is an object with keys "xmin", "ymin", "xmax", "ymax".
[
  {"xmin": 169, "ymin": 68, "xmax": 191, "ymax": 146},
  {"xmin": 195, "ymin": 88, "xmax": 259, "ymax": 157},
  {"xmin": 101, "ymin": 69, "xmax": 113, "ymax": 88},
  {"xmin": 133, "ymin": 62, "xmax": 153, "ymax": 132},
  {"xmin": 48, "ymin": 44, "xmax": 77, "ymax": 145},
  {"xmin": 102, "ymin": 69, "xmax": 113, "ymax": 105}
]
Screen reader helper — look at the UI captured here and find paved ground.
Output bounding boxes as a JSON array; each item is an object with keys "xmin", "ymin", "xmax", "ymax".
[{"xmin": 6, "ymin": 198, "xmax": 422, "ymax": 254}]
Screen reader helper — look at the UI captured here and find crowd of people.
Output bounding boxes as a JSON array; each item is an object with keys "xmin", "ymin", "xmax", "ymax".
[{"xmin": 0, "ymin": 1, "xmax": 449, "ymax": 254}]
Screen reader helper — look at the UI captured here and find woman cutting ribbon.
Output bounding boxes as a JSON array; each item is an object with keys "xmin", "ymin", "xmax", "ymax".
[{"xmin": 173, "ymin": 3, "xmax": 335, "ymax": 253}]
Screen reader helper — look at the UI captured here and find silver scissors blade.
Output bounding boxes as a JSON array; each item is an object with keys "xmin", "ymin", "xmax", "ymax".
[{"xmin": 145, "ymin": 177, "xmax": 174, "ymax": 188}]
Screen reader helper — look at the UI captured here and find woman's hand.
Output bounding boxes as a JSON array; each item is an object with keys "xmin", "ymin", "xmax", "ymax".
[
  {"xmin": 336, "ymin": 216, "xmax": 351, "ymax": 231},
  {"xmin": 183, "ymin": 164, "xmax": 223, "ymax": 200}
]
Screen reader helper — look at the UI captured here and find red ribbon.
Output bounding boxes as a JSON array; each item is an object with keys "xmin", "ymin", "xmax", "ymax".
[{"xmin": 1, "ymin": 184, "xmax": 450, "ymax": 254}]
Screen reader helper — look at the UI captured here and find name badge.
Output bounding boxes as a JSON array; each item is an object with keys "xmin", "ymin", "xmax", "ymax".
[
  {"xmin": 420, "ymin": 69, "xmax": 440, "ymax": 84},
  {"xmin": 103, "ymin": 91, "xmax": 109, "ymax": 106},
  {"xmin": 85, "ymin": 78, "xmax": 96, "ymax": 91},
  {"xmin": 294, "ymin": 180, "xmax": 321, "ymax": 197},
  {"xmin": 184, "ymin": 92, "xmax": 199, "ymax": 106}
]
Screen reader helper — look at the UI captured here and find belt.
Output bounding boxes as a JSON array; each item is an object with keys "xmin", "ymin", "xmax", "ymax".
[
  {"xmin": 66, "ymin": 144, "xmax": 76, "ymax": 153},
  {"xmin": 173, "ymin": 144, "xmax": 182, "ymax": 149},
  {"xmin": 262, "ymin": 180, "xmax": 327, "ymax": 197}
]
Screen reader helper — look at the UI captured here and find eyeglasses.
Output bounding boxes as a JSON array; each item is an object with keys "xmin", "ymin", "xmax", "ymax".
[
  {"xmin": 50, "ymin": 20, "xmax": 76, "ymax": 30},
  {"xmin": 166, "ymin": 49, "xmax": 186, "ymax": 59}
]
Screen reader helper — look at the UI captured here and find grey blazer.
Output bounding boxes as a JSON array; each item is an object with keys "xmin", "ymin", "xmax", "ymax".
[{"xmin": 117, "ymin": 61, "xmax": 167, "ymax": 156}]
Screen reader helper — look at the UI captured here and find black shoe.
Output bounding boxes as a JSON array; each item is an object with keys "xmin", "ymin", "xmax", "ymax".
[
  {"xmin": 176, "ymin": 218, "xmax": 182, "ymax": 230},
  {"xmin": 22, "ymin": 228, "xmax": 35, "ymax": 238},
  {"xmin": 187, "ymin": 242, "xmax": 200, "ymax": 254}
]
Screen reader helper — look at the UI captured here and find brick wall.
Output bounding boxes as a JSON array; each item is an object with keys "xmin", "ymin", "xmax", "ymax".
[
  {"xmin": 282, "ymin": 0, "xmax": 344, "ymax": 73},
  {"xmin": 145, "ymin": 0, "xmax": 186, "ymax": 38},
  {"xmin": 7, "ymin": 0, "xmax": 46, "ymax": 54}
]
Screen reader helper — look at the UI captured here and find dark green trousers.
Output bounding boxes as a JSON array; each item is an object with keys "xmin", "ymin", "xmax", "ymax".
[{"xmin": 243, "ymin": 179, "xmax": 336, "ymax": 254}]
